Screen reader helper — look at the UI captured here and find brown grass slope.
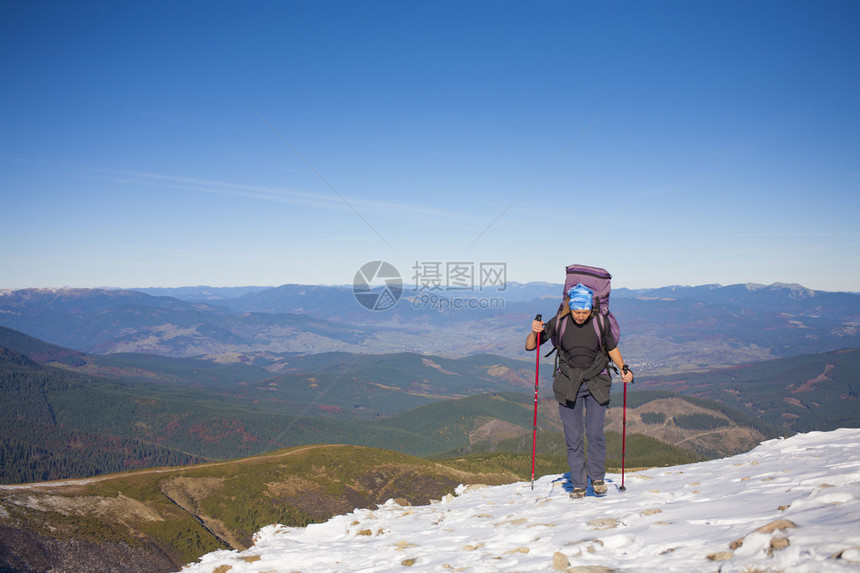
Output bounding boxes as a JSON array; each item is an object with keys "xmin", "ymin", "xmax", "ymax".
[
  {"xmin": 527, "ymin": 392, "xmax": 768, "ymax": 459},
  {"xmin": 603, "ymin": 397, "xmax": 767, "ymax": 457},
  {"xmin": 0, "ymin": 444, "xmax": 517, "ymax": 573}
]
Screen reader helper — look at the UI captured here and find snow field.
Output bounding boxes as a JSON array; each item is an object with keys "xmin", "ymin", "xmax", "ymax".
[{"xmin": 182, "ymin": 428, "xmax": 860, "ymax": 572}]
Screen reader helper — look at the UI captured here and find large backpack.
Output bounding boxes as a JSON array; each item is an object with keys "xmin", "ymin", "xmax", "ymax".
[{"xmin": 550, "ymin": 264, "xmax": 620, "ymax": 370}]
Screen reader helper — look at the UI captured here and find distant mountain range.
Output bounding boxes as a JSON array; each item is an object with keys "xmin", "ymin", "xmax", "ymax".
[{"xmin": 1, "ymin": 282, "xmax": 858, "ymax": 372}]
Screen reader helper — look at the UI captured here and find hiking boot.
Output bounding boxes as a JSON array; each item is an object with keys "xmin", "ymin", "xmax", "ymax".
[
  {"xmin": 592, "ymin": 480, "xmax": 607, "ymax": 496},
  {"xmin": 569, "ymin": 487, "xmax": 586, "ymax": 499}
]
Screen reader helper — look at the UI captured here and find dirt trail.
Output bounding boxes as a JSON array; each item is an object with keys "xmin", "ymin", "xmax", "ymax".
[{"xmin": 0, "ymin": 444, "xmax": 340, "ymax": 491}]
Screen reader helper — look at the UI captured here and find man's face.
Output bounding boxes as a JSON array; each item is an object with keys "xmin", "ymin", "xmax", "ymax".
[{"xmin": 571, "ymin": 309, "xmax": 591, "ymax": 325}]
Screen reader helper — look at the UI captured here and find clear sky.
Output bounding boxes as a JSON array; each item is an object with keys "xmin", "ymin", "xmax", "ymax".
[{"xmin": 2, "ymin": 1, "xmax": 858, "ymax": 292}]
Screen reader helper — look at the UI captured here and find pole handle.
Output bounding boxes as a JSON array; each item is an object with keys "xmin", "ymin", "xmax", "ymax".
[
  {"xmin": 534, "ymin": 314, "xmax": 543, "ymax": 343},
  {"xmin": 623, "ymin": 364, "xmax": 635, "ymax": 384}
]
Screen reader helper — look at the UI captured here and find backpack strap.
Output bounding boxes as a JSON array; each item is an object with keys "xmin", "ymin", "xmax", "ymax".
[
  {"xmin": 546, "ymin": 313, "xmax": 567, "ymax": 374},
  {"xmin": 592, "ymin": 313, "xmax": 603, "ymax": 350},
  {"xmin": 558, "ymin": 314, "xmax": 568, "ymax": 347},
  {"xmin": 544, "ymin": 306, "xmax": 565, "ymax": 359},
  {"xmin": 593, "ymin": 312, "xmax": 618, "ymax": 375}
]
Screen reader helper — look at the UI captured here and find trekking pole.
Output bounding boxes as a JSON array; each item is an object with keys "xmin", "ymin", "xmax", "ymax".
[
  {"xmin": 530, "ymin": 313, "xmax": 542, "ymax": 491},
  {"xmin": 619, "ymin": 365, "xmax": 633, "ymax": 492}
]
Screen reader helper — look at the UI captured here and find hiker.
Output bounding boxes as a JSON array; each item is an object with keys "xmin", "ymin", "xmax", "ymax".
[{"xmin": 525, "ymin": 283, "xmax": 633, "ymax": 499}]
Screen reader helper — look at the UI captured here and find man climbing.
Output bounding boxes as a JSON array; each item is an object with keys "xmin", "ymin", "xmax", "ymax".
[{"xmin": 525, "ymin": 283, "xmax": 633, "ymax": 498}]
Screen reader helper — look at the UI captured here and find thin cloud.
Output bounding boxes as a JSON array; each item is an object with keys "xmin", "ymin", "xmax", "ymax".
[{"xmin": 105, "ymin": 170, "xmax": 467, "ymax": 222}]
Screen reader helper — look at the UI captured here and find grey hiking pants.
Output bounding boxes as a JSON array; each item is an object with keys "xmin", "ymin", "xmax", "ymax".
[{"xmin": 558, "ymin": 384, "xmax": 607, "ymax": 490}]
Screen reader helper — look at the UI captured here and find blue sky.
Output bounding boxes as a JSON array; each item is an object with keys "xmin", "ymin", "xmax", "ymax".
[{"xmin": 1, "ymin": 1, "xmax": 858, "ymax": 292}]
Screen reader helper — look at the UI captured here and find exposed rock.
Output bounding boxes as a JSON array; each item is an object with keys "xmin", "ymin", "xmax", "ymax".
[
  {"xmin": 586, "ymin": 517, "xmax": 620, "ymax": 530},
  {"xmin": 552, "ymin": 550, "xmax": 570, "ymax": 570},
  {"xmin": 730, "ymin": 518, "xmax": 798, "ymax": 550},
  {"xmin": 768, "ymin": 536, "xmax": 790, "ymax": 556},
  {"xmin": 504, "ymin": 547, "xmax": 529, "ymax": 554},
  {"xmin": 707, "ymin": 551, "xmax": 734, "ymax": 561},
  {"xmin": 757, "ymin": 519, "xmax": 798, "ymax": 534}
]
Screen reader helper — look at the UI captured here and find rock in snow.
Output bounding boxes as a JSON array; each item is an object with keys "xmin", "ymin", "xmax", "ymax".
[{"xmin": 182, "ymin": 428, "xmax": 860, "ymax": 572}]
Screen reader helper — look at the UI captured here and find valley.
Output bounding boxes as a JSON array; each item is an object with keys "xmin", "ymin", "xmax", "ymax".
[{"xmin": 1, "ymin": 282, "xmax": 858, "ymax": 571}]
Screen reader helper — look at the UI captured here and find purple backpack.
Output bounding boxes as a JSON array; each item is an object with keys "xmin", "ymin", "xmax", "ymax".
[{"xmin": 551, "ymin": 264, "xmax": 620, "ymax": 360}]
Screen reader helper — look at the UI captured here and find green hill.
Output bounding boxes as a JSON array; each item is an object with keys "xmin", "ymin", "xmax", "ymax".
[
  {"xmin": 80, "ymin": 352, "xmax": 275, "ymax": 387},
  {"xmin": 1, "ymin": 347, "xmax": 539, "ymax": 483},
  {"xmin": 638, "ymin": 348, "xmax": 860, "ymax": 432},
  {"xmin": 0, "ymin": 445, "xmax": 519, "ymax": 573},
  {"xmin": 0, "ymin": 347, "xmax": 455, "ymax": 483},
  {"xmin": 0, "ymin": 325, "xmax": 86, "ymax": 366},
  {"xmin": 67, "ymin": 349, "xmax": 536, "ymax": 419},
  {"xmin": 1, "ymin": 340, "xmax": 786, "ymax": 485}
]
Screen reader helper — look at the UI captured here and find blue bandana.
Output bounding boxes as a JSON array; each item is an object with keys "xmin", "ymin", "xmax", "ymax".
[{"xmin": 568, "ymin": 284, "xmax": 594, "ymax": 311}]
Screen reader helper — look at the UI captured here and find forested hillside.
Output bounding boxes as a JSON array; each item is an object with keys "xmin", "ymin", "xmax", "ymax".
[
  {"xmin": 639, "ymin": 348, "xmax": 860, "ymax": 432},
  {"xmin": 0, "ymin": 348, "xmax": 208, "ymax": 483}
]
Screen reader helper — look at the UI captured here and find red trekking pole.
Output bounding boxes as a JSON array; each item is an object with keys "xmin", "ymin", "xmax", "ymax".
[
  {"xmin": 530, "ymin": 314, "xmax": 542, "ymax": 491},
  {"xmin": 619, "ymin": 365, "xmax": 633, "ymax": 492}
]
